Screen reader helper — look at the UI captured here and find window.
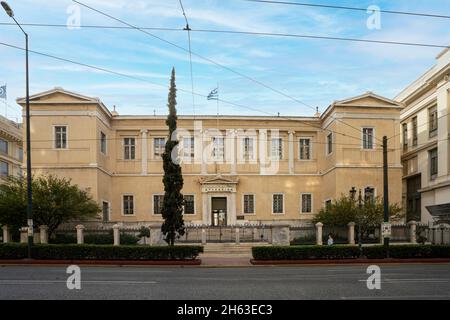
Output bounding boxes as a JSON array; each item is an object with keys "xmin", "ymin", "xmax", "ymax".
[
  {"xmin": 0, "ymin": 161, "xmax": 8, "ymax": 177},
  {"xmin": 102, "ymin": 201, "xmax": 109, "ymax": 222},
  {"xmin": 429, "ymin": 148, "xmax": 438, "ymax": 179},
  {"xmin": 183, "ymin": 195, "xmax": 195, "ymax": 215},
  {"xmin": 122, "ymin": 195, "xmax": 134, "ymax": 215},
  {"xmin": 429, "ymin": 105, "xmax": 438, "ymax": 137},
  {"xmin": 18, "ymin": 147, "xmax": 23, "ymax": 161},
  {"xmin": 54, "ymin": 126, "xmax": 67, "ymax": 149},
  {"xmin": 272, "ymin": 194, "xmax": 284, "ymax": 214},
  {"xmin": 124, "ymin": 138, "xmax": 135, "ymax": 160},
  {"xmin": 364, "ymin": 187, "xmax": 375, "ymax": 203},
  {"xmin": 243, "ymin": 137, "xmax": 254, "ymax": 160},
  {"xmin": 299, "ymin": 138, "xmax": 311, "ymax": 160},
  {"xmin": 362, "ymin": 128, "xmax": 374, "ymax": 150},
  {"xmin": 271, "ymin": 138, "xmax": 283, "ymax": 160},
  {"xmin": 243, "ymin": 194, "xmax": 255, "ymax": 214},
  {"xmin": 326, "ymin": 133, "xmax": 333, "ymax": 154},
  {"xmin": 402, "ymin": 123, "xmax": 408, "ymax": 151},
  {"xmin": 212, "ymin": 137, "xmax": 224, "ymax": 161},
  {"xmin": 153, "ymin": 195, "xmax": 164, "ymax": 215},
  {"xmin": 301, "ymin": 194, "xmax": 312, "ymax": 213},
  {"xmin": 0, "ymin": 139, "xmax": 8, "ymax": 154},
  {"xmin": 154, "ymin": 138, "xmax": 166, "ymax": 158},
  {"xmin": 100, "ymin": 132, "xmax": 107, "ymax": 154},
  {"xmin": 183, "ymin": 137, "xmax": 195, "ymax": 161},
  {"xmin": 412, "ymin": 117, "xmax": 418, "ymax": 147}
]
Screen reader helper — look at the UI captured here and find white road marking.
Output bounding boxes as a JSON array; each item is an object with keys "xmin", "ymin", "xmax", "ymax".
[{"xmin": 0, "ymin": 280, "xmax": 157, "ymax": 285}]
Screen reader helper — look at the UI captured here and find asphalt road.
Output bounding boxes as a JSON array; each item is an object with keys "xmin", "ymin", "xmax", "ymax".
[{"xmin": 1, "ymin": 264, "xmax": 450, "ymax": 300}]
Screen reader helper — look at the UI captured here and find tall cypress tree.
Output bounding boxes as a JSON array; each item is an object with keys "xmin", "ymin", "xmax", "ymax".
[{"xmin": 161, "ymin": 68, "xmax": 185, "ymax": 246}]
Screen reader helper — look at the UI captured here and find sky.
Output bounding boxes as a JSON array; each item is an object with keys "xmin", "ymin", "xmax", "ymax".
[{"xmin": 0, "ymin": 0, "xmax": 449, "ymax": 121}]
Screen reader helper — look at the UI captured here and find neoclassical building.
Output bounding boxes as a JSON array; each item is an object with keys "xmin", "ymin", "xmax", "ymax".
[
  {"xmin": 397, "ymin": 48, "xmax": 450, "ymax": 223},
  {"xmin": 0, "ymin": 115, "xmax": 22, "ymax": 182},
  {"xmin": 17, "ymin": 88, "xmax": 403, "ymax": 226}
]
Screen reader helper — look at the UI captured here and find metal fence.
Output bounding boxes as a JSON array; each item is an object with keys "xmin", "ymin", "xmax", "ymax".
[{"xmin": 175, "ymin": 225, "xmax": 272, "ymax": 243}]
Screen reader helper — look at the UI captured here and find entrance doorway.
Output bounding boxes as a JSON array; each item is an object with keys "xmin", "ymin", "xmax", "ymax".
[{"xmin": 211, "ymin": 197, "xmax": 227, "ymax": 226}]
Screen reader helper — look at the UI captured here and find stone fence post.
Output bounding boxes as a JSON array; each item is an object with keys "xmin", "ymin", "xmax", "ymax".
[
  {"xmin": 271, "ymin": 223, "xmax": 290, "ymax": 246},
  {"xmin": 20, "ymin": 227, "xmax": 28, "ymax": 243},
  {"xmin": 113, "ymin": 224, "xmax": 120, "ymax": 246},
  {"xmin": 39, "ymin": 225, "xmax": 48, "ymax": 244},
  {"xmin": 235, "ymin": 227, "xmax": 240, "ymax": 245},
  {"xmin": 2, "ymin": 225, "xmax": 10, "ymax": 243},
  {"xmin": 347, "ymin": 222, "xmax": 355, "ymax": 245},
  {"xmin": 76, "ymin": 225, "xmax": 85, "ymax": 244},
  {"xmin": 201, "ymin": 228, "xmax": 206, "ymax": 245},
  {"xmin": 315, "ymin": 222, "xmax": 323, "ymax": 245},
  {"xmin": 408, "ymin": 221, "xmax": 417, "ymax": 244}
]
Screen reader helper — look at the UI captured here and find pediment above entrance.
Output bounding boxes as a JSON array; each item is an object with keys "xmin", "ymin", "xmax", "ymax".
[{"xmin": 199, "ymin": 174, "xmax": 239, "ymax": 193}]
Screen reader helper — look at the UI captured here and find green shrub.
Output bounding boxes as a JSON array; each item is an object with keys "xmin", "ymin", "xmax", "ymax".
[
  {"xmin": 0, "ymin": 243, "xmax": 203, "ymax": 260},
  {"xmin": 252, "ymin": 245, "xmax": 361, "ymax": 260},
  {"xmin": 252, "ymin": 245, "xmax": 450, "ymax": 260}
]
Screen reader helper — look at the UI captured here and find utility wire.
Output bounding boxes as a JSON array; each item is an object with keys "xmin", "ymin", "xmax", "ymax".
[
  {"xmin": 1, "ymin": 40, "xmax": 367, "ymax": 144},
  {"xmin": 178, "ymin": 0, "xmax": 196, "ymax": 119},
  {"xmin": 70, "ymin": 1, "xmax": 386, "ymax": 143},
  {"xmin": 243, "ymin": 0, "xmax": 450, "ymax": 19},
  {"xmin": 0, "ymin": 22, "xmax": 447, "ymax": 49}
]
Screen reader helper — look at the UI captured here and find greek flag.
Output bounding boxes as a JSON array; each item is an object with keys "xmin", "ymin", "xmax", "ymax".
[
  {"xmin": 0, "ymin": 85, "xmax": 6, "ymax": 99},
  {"xmin": 207, "ymin": 88, "xmax": 218, "ymax": 100}
]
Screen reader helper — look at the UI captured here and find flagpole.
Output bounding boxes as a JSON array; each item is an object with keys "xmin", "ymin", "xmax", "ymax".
[{"xmin": 216, "ymin": 82, "xmax": 219, "ymax": 130}]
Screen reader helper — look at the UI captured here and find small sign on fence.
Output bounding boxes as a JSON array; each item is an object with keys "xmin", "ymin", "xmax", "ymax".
[{"xmin": 382, "ymin": 223, "xmax": 392, "ymax": 237}]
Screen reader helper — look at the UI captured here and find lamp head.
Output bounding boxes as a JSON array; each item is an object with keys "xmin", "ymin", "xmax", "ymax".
[{"xmin": 1, "ymin": 1, "xmax": 14, "ymax": 18}]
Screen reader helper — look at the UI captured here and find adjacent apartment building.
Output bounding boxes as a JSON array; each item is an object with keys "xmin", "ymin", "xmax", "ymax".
[
  {"xmin": 0, "ymin": 115, "xmax": 22, "ymax": 182},
  {"xmin": 17, "ymin": 88, "xmax": 403, "ymax": 226},
  {"xmin": 397, "ymin": 48, "xmax": 450, "ymax": 223}
]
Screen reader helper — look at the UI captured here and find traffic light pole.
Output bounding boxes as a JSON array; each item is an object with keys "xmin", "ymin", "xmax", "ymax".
[{"xmin": 383, "ymin": 136, "xmax": 390, "ymax": 258}]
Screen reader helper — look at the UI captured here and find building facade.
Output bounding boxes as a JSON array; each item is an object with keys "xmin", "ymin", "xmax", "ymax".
[
  {"xmin": 17, "ymin": 88, "xmax": 403, "ymax": 226},
  {"xmin": 397, "ymin": 48, "xmax": 450, "ymax": 223},
  {"xmin": 0, "ymin": 115, "xmax": 22, "ymax": 182}
]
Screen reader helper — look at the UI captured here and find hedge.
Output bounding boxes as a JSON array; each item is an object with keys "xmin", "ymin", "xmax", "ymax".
[
  {"xmin": 0, "ymin": 243, "xmax": 203, "ymax": 260},
  {"xmin": 252, "ymin": 245, "xmax": 450, "ymax": 260}
]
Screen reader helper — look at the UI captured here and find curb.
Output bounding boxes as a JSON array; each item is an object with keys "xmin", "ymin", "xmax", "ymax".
[
  {"xmin": 250, "ymin": 258, "xmax": 450, "ymax": 265},
  {"xmin": 0, "ymin": 259, "xmax": 201, "ymax": 266}
]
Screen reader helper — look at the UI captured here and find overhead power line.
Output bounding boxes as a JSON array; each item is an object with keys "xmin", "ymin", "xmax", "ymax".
[
  {"xmin": 70, "ymin": 0, "xmax": 389, "ymax": 142},
  {"xmin": 178, "ymin": 0, "xmax": 196, "ymax": 118},
  {"xmin": 0, "ymin": 22, "xmax": 447, "ymax": 49},
  {"xmin": 243, "ymin": 0, "xmax": 450, "ymax": 19},
  {"xmin": 0, "ymin": 41, "xmax": 370, "ymax": 147}
]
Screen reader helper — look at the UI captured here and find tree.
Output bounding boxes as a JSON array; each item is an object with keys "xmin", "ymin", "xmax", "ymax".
[
  {"xmin": 161, "ymin": 68, "xmax": 185, "ymax": 246},
  {"xmin": 313, "ymin": 194, "xmax": 403, "ymax": 239},
  {"xmin": 0, "ymin": 175, "xmax": 100, "ymax": 239},
  {"xmin": 138, "ymin": 226, "xmax": 151, "ymax": 245}
]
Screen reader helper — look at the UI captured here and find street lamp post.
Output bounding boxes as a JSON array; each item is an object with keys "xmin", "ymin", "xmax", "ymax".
[{"xmin": 1, "ymin": 1, "xmax": 33, "ymax": 259}]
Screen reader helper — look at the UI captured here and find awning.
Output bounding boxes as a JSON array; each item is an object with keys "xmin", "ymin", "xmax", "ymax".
[{"xmin": 426, "ymin": 203, "xmax": 450, "ymax": 216}]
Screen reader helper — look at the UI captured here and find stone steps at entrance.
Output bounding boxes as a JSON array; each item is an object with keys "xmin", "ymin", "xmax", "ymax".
[{"xmin": 200, "ymin": 242, "xmax": 269, "ymax": 257}]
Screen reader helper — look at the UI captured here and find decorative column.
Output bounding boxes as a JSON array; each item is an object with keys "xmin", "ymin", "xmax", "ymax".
[
  {"xmin": 202, "ymin": 192, "xmax": 209, "ymax": 225},
  {"xmin": 288, "ymin": 131, "xmax": 295, "ymax": 174},
  {"xmin": 229, "ymin": 192, "xmax": 237, "ymax": 225},
  {"xmin": 347, "ymin": 222, "xmax": 355, "ymax": 245},
  {"xmin": 39, "ymin": 225, "xmax": 48, "ymax": 244},
  {"xmin": 2, "ymin": 225, "xmax": 10, "ymax": 243},
  {"xmin": 235, "ymin": 227, "xmax": 240, "ymax": 245},
  {"xmin": 113, "ymin": 224, "xmax": 120, "ymax": 246},
  {"xmin": 227, "ymin": 129, "xmax": 237, "ymax": 175},
  {"xmin": 141, "ymin": 129, "xmax": 148, "ymax": 175},
  {"xmin": 408, "ymin": 220, "xmax": 417, "ymax": 244},
  {"xmin": 259, "ymin": 129, "xmax": 267, "ymax": 175},
  {"xmin": 194, "ymin": 122, "xmax": 203, "ymax": 171},
  {"xmin": 76, "ymin": 225, "xmax": 85, "ymax": 244},
  {"xmin": 201, "ymin": 130, "xmax": 207, "ymax": 175},
  {"xmin": 315, "ymin": 222, "xmax": 323, "ymax": 245}
]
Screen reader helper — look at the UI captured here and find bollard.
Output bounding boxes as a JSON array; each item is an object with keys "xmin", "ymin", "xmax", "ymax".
[
  {"xmin": 76, "ymin": 225, "xmax": 85, "ymax": 244},
  {"xmin": 113, "ymin": 224, "xmax": 120, "ymax": 246},
  {"xmin": 347, "ymin": 222, "xmax": 355, "ymax": 245},
  {"xmin": 315, "ymin": 222, "xmax": 323, "ymax": 246}
]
